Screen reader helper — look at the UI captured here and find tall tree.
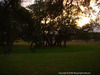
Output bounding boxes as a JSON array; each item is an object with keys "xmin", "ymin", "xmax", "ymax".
[
  {"xmin": 0, "ymin": 0, "xmax": 22, "ymax": 53},
  {"xmin": 27, "ymin": 0, "xmax": 48, "ymax": 50},
  {"xmin": 0, "ymin": 0, "xmax": 34, "ymax": 53}
]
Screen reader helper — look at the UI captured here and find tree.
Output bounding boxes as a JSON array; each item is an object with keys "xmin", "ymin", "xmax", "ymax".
[
  {"xmin": 75, "ymin": 23, "xmax": 94, "ymax": 41},
  {"xmin": 24, "ymin": 0, "xmax": 98, "ymax": 49},
  {"xmin": 0, "ymin": 0, "xmax": 21, "ymax": 53},
  {"xmin": 27, "ymin": 0, "xmax": 49, "ymax": 50},
  {"xmin": 0, "ymin": 0, "xmax": 34, "ymax": 53},
  {"xmin": 27, "ymin": 0, "xmax": 81, "ymax": 48}
]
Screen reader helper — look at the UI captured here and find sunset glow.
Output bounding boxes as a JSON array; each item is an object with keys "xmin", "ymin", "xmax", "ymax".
[
  {"xmin": 21, "ymin": 0, "xmax": 34, "ymax": 7},
  {"xmin": 22, "ymin": 0, "xmax": 100, "ymax": 27},
  {"xmin": 76, "ymin": 16, "xmax": 91, "ymax": 27},
  {"xmin": 76, "ymin": 0, "xmax": 100, "ymax": 27}
]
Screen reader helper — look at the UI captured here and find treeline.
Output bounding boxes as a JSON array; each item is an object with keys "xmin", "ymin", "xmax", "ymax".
[{"xmin": 0, "ymin": 0, "xmax": 99, "ymax": 53}]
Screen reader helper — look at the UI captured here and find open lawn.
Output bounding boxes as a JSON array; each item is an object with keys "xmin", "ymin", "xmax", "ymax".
[{"xmin": 0, "ymin": 41, "xmax": 100, "ymax": 75}]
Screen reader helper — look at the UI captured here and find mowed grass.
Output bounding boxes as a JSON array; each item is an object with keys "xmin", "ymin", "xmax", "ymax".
[{"xmin": 0, "ymin": 42, "xmax": 100, "ymax": 75}]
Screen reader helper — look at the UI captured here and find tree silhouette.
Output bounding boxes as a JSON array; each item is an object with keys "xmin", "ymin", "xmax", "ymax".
[
  {"xmin": 0, "ymin": 0, "xmax": 99, "ymax": 53},
  {"xmin": 0, "ymin": 0, "xmax": 22, "ymax": 53},
  {"xmin": 0, "ymin": 0, "xmax": 34, "ymax": 53}
]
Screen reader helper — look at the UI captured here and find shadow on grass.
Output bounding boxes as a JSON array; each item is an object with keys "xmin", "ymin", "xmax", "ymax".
[
  {"xmin": 35, "ymin": 45, "xmax": 100, "ymax": 53},
  {"xmin": 0, "ymin": 44, "xmax": 100, "ymax": 54}
]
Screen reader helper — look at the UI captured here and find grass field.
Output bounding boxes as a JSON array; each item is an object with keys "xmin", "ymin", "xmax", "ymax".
[{"xmin": 0, "ymin": 41, "xmax": 100, "ymax": 75}]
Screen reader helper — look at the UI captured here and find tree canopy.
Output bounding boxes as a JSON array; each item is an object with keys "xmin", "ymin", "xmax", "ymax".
[{"xmin": 0, "ymin": 0, "xmax": 99, "ymax": 53}]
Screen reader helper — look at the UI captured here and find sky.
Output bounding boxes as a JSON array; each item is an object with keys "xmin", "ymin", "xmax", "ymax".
[
  {"xmin": 21, "ymin": 0, "xmax": 34, "ymax": 7},
  {"xmin": 1, "ymin": 0, "xmax": 99, "ymax": 31},
  {"xmin": 0, "ymin": 0, "xmax": 3, "ymax": 2},
  {"xmin": 22, "ymin": 0, "xmax": 100, "ymax": 32}
]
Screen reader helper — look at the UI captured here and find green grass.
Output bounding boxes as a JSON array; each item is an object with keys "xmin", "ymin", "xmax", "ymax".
[{"xmin": 0, "ymin": 42, "xmax": 100, "ymax": 75}]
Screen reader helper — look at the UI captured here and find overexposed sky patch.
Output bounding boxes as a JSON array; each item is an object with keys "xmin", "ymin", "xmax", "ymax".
[{"xmin": 21, "ymin": 0, "xmax": 34, "ymax": 7}]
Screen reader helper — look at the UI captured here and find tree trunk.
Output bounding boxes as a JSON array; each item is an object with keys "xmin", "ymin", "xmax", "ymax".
[
  {"xmin": 30, "ymin": 41, "xmax": 34, "ymax": 50},
  {"xmin": 30, "ymin": 41, "xmax": 36, "ymax": 52},
  {"xmin": 64, "ymin": 39, "xmax": 66, "ymax": 47},
  {"xmin": 5, "ymin": 41, "xmax": 13, "ymax": 53}
]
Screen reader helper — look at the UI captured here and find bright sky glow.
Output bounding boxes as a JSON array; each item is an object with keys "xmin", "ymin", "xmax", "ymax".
[
  {"xmin": 76, "ymin": 0, "xmax": 100, "ymax": 27},
  {"xmin": 22, "ymin": 0, "xmax": 100, "ymax": 27},
  {"xmin": 21, "ymin": 0, "xmax": 34, "ymax": 7},
  {"xmin": 76, "ymin": 16, "xmax": 91, "ymax": 27}
]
